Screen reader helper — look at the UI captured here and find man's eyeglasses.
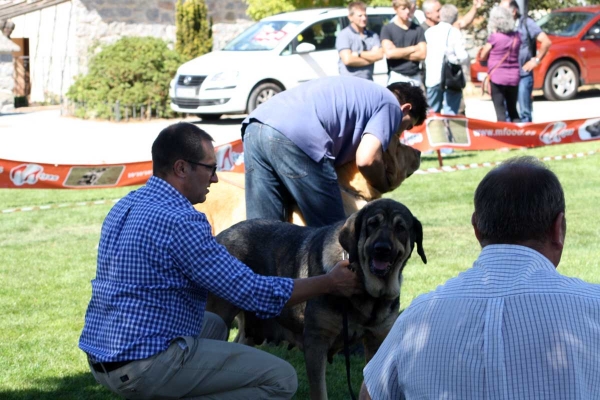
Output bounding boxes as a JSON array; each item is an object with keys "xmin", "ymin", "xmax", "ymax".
[{"xmin": 185, "ymin": 160, "xmax": 218, "ymax": 177}]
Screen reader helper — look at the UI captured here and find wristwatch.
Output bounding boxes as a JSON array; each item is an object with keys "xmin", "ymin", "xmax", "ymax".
[{"xmin": 534, "ymin": 57, "xmax": 540, "ymax": 64}]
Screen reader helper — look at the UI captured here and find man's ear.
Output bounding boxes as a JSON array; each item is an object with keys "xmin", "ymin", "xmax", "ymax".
[
  {"xmin": 551, "ymin": 212, "xmax": 566, "ymax": 249},
  {"xmin": 400, "ymin": 103, "xmax": 412, "ymax": 114},
  {"xmin": 471, "ymin": 212, "xmax": 483, "ymax": 245},
  {"xmin": 173, "ymin": 159, "xmax": 188, "ymax": 178}
]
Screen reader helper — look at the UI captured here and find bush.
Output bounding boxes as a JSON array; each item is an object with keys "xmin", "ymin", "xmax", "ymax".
[
  {"xmin": 176, "ymin": 0, "xmax": 213, "ymax": 61},
  {"xmin": 66, "ymin": 36, "xmax": 184, "ymax": 120},
  {"xmin": 246, "ymin": 0, "xmax": 296, "ymax": 21}
]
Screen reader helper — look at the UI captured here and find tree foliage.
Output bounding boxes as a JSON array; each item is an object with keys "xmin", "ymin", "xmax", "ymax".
[
  {"xmin": 66, "ymin": 37, "xmax": 184, "ymax": 119},
  {"xmin": 176, "ymin": 0, "xmax": 213, "ymax": 61}
]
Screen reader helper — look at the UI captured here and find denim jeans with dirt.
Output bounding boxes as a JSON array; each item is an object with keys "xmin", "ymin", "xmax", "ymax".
[{"xmin": 243, "ymin": 122, "xmax": 346, "ymax": 227}]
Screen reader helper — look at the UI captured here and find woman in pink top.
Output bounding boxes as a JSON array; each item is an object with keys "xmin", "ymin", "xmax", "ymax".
[{"xmin": 480, "ymin": 6, "xmax": 521, "ymax": 122}]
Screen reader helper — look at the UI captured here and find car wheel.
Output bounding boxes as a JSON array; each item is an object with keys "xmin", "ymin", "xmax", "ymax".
[
  {"xmin": 198, "ymin": 114, "xmax": 222, "ymax": 121},
  {"xmin": 543, "ymin": 60, "xmax": 579, "ymax": 101},
  {"xmin": 247, "ymin": 83, "xmax": 283, "ymax": 113}
]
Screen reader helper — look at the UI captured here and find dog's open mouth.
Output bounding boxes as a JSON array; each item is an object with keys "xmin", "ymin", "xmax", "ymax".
[{"xmin": 369, "ymin": 257, "xmax": 393, "ymax": 277}]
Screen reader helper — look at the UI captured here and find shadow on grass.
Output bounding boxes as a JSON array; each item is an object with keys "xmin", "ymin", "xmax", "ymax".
[
  {"xmin": 533, "ymin": 87, "xmax": 600, "ymax": 102},
  {"xmin": 0, "ymin": 372, "xmax": 118, "ymax": 400}
]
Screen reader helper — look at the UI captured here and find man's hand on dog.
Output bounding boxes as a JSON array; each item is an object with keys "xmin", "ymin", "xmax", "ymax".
[
  {"xmin": 327, "ymin": 260, "xmax": 364, "ymax": 297},
  {"xmin": 285, "ymin": 260, "xmax": 363, "ymax": 307}
]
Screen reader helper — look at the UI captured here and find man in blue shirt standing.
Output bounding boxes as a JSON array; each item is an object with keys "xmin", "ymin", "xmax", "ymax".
[
  {"xmin": 360, "ymin": 156, "xmax": 600, "ymax": 399},
  {"xmin": 336, "ymin": 1, "xmax": 383, "ymax": 80},
  {"xmin": 79, "ymin": 122, "xmax": 362, "ymax": 400},
  {"xmin": 501, "ymin": 0, "xmax": 551, "ymax": 122},
  {"xmin": 242, "ymin": 76, "xmax": 428, "ymax": 227}
]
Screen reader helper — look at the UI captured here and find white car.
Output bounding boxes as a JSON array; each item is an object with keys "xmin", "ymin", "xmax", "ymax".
[{"xmin": 169, "ymin": 7, "xmax": 395, "ymax": 120}]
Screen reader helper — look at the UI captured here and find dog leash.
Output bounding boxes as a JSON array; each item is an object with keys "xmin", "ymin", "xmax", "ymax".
[
  {"xmin": 342, "ymin": 304, "xmax": 357, "ymax": 400},
  {"xmin": 341, "ymin": 251, "xmax": 358, "ymax": 400}
]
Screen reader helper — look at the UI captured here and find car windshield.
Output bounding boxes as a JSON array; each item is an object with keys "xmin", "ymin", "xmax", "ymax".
[
  {"xmin": 537, "ymin": 11, "xmax": 594, "ymax": 37},
  {"xmin": 222, "ymin": 20, "xmax": 301, "ymax": 51}
]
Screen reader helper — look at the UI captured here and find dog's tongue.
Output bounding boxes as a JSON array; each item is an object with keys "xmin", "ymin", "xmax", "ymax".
[{"xmin": 372, "ymin": 259, "xmax": 389, "ymax": 270}]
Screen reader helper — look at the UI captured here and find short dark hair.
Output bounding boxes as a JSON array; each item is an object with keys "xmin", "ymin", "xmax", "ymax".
[
  {"xmin": 387, "ymin": 82, "xmax": 428, "ymax": 127},
  {"xmin": 151, "ymin": 122, "xmax": 214, "ymax": 177},
  {"xmin": 348, "ymin": 1, "xmax": 367, "ymax": 14},
  {"xmin": 508, "ymin": 0, "xmax": 521, "ymax": 17},
  {"xmin": 473, "ymin": 156, "xmax": 565, "ymax": 245}
]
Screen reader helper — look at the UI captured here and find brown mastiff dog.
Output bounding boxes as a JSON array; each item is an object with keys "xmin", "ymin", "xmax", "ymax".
[
  {"xmin": 207, "ymin": 198, "xmax": 427, "ymax": 400},
  {"xmin": 195, "ymin": 137, "xmax": 421, "ymax": 234}
]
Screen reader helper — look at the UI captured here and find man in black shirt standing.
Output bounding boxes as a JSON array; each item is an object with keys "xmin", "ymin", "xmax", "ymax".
[{"xmin": 381, "ymin": 0, "xmax": 426, "ymax": 87}]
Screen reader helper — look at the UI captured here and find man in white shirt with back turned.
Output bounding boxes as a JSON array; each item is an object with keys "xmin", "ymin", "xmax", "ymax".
[{"xmin": 361, "ymin": 156, "xmax": 600, "ymax": 400}]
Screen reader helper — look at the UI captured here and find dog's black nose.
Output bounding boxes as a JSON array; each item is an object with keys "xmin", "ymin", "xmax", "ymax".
[{"xmin": 373, "ymin": 242, "xmax": 392, "ymax": 255}]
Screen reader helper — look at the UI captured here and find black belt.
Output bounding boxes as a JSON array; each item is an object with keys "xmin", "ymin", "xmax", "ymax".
[{"xmin": 91, "ymin": 360, "xmax": 133, "ymax": 373}]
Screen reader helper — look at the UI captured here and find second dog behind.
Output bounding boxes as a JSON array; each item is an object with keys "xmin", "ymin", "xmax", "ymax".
[{"xmin": 195, "ymin": 137, "xmax": 421, "ymax": 234}]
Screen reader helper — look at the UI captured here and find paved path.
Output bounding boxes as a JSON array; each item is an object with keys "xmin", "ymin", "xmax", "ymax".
[
  {"xmin": 1, "ymin": 89, "xmax": 599, "ymax": 165},
  {"xmin": 0, "ymin": 110, "xmax": 244, "ymax": 164}
]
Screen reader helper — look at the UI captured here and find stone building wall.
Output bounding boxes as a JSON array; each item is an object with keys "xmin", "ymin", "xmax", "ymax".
[
  {"xmin": 0, "ymin": 53, "xmax": 16, "ymax": 112},
  {"xmin": 0, "ymin": 35, "xmax": 18, "ymax": 113},
  {"xmin": 10, "ymin": 0, "xmax": 177, "ymax": 102},
  {"xmin": 7, "ymin": 0, "xmax": 250, "ymax": 102}
]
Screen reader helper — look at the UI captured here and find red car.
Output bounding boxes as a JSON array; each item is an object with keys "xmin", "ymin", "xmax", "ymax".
[{"xmin": 471, "ymin": 5, "xmax": 600, "ymax": 101}]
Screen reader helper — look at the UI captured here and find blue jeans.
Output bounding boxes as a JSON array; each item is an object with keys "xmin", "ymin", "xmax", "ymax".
[
  {"xmin": 243, "ymin": 122, "xmax": 346, "ymax": 227},
  {"xmin": 426, "ymin": 85, "xmax": 462, "ymax": 115},
  {"xmin": 518, "ymin": 74, "xmax": 534, "ymax": 122}
]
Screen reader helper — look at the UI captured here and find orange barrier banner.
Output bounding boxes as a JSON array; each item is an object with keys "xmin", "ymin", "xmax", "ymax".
[
  {"xmin": 0, "ymin": 139, "xmax": 244, "ymax": 189},
  {"xmin": 403, "ymin": 114, "xmax": 600, "ymax": 152},
  {"xmin": 2, "ymin": 115, "xmax": 600, "ymax": 189}
]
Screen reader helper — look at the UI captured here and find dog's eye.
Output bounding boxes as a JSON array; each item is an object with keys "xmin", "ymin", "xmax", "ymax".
[{"xmin": 394, "ymin": 221, "xmax": 406, "ymax": 232}]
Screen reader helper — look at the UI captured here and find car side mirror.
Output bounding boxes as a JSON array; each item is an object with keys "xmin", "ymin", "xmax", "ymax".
[
  {"xmin": 583, "ymin": 27, "xmax": 600, "ymax": 40},
  {"xmin": 296, "ymin": 42, "xmax": 316, "ymax": 54}
]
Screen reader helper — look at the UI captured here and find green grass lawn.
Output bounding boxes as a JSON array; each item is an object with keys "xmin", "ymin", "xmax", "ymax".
[{"xmin": 1, "ymin": 141, "xmax": 599, "ymax": 399}]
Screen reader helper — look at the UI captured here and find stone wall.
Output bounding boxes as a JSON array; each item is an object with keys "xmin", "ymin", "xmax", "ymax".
[
  {"xmin": 79, "ymin": 0, "xmax": 175, "ymax": 25},
  {"xmin": 212, "ymin": 19, "xmax": 253, "ymax": 50},
  {"xmin": 77, "ymin": 0, "xmax": 250, "ymax": 25},
  {"xmin": 0, "ymin": 54, "xmax": 15, "ymax": 113},
  {"xmin": 205, "ymin": 0, "xmax": 248, "ymax": 23}
]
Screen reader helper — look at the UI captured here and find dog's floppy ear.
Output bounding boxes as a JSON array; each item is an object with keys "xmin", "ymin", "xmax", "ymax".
[
  {"xmin": 338, "ymin": 210, "xmax": 362, "ymax": 263},
  {"xmin": 413, "ymin": 216, "xmax": 427, "ymax": 264}
]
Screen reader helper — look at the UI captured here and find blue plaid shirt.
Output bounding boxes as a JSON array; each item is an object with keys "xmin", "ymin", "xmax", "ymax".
[
  {"xmin": 79, "ymin": 176, "xmax": 294, "ymax": 362},
  {"xmin": 364, "ymin": 245, "xmax": 600, "ymax": 400}
]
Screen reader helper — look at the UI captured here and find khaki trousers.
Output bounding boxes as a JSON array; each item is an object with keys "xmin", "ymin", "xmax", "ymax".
[{"xmin": 89, "ymin": 312, "xmax": 297, "ymax": 399}]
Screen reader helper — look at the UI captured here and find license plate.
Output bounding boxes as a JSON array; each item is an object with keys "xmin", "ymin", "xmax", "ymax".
[
  {"xmin": 477, "ymin": 72, "xmax": 488, "ymax": 82},
  {"xmin": 176, "ymin": 87, "xmax": 197, "ymax": 98}
]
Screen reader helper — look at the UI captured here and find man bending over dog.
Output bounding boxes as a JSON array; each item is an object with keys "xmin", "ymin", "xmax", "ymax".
[
  {"xmin": 360, "ymin": 156, "xmax": 600, "ymax": 399},
  {"xmin": 79, "ymin": 122, "xmax": 362, "ymax": 400},
  {"xmin": 242, "ymin": 76, "xmax": 428, "ymax": 227}
]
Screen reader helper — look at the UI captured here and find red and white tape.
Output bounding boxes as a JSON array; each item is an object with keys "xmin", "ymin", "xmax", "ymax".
[
  {"xmin": 415, "ymin": 149, "xmax": 598, "ymax": 175},
  {"xmin": 1, "ymin": 198, "xmax": 120, "ymax": 214}
]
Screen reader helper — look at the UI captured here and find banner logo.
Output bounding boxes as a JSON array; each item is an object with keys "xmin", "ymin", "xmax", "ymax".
[
  {"xmin": 540, "ymin": 122, "xmax": 575, "ymax": 145},
  {"xmin": 10, "ymin": 164, "xmax": 60, "ymax": 186},
  {"xmin": 401, "ymin": 132, "xmax": 423, "ymax": 146},
  {"xmin": 216, "ymin": 144, "xmax": 243, "ymax": 171}
]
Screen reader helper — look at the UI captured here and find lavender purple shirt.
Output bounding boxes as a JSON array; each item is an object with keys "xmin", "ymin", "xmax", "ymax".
[{"xmin": 487, "ymin": 31, "xmax": 521, "ymax": 86}]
